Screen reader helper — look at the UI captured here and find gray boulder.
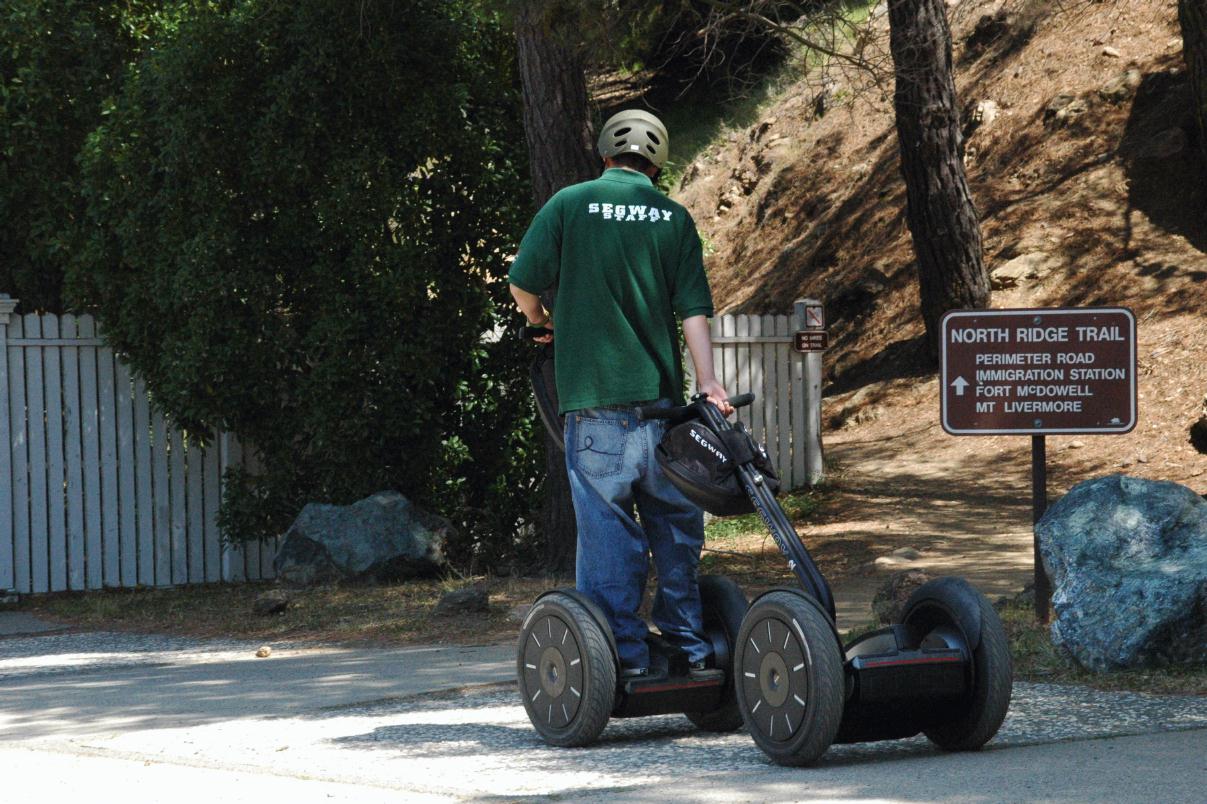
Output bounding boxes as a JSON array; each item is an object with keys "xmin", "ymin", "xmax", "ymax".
[
  {"xmin": 434, "ymin": 587, "xmax": 490, "ymax": 616},
  {"xmin": 274, "ymin": 491, "xmax": 449, "ymax": 586},
  {"xmin": 1037, "ymin": 475, "xmax": 1207, "ymax": 672}
]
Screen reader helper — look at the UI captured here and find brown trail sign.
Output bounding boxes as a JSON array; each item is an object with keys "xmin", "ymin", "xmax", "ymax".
[
  {"xmin": 939, "ymin": 307, "xmax": 1137, "ymax": 621},
  {"xmin": 941, "ymin": 308, "xmax": 1136, "ymax": 435}
]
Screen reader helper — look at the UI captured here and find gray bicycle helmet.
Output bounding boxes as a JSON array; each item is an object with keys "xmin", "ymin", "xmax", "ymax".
[{"xmin": 597, "ymin": 109, "xmax": 669, "ymax": 169}]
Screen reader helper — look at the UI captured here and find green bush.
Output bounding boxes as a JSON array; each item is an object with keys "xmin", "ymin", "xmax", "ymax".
[
  {"xmin": 0, "ymin": 0, "xmax": 187, "ymax": 312},
  {"xmin": 69, "ymin": 0, "xmax": 542, "ymax": 569}
]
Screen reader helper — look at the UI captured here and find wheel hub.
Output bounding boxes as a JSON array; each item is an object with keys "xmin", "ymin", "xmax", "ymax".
[
  {"xmin": 741, "ymin": 614, "xmax": 809, "ymax": 742},
  {"xmin": 760, "ymin": 652, "xmax": 790, "ymax": 707},
  {"xmin": 540, "ymin": 646, "xmax": 567, "ymax": 697}
]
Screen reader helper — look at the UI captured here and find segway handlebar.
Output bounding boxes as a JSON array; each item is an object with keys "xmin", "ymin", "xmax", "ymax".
[
  {"xmin": 519, "ymin": 325, "xmax": 554, "ymax": 342},
  {"xmin": 635, "ymin": 393, "xmax": 754, "ymax": 422}
]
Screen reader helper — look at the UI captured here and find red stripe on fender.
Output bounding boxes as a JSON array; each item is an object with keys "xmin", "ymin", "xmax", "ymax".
[
  {"xmin": 860, "ymin": 655, "xmax": 964, "ymax": 668},
  {"xmin": 631, "ymin": 679, "xmax": 723, "ymax": 694}
]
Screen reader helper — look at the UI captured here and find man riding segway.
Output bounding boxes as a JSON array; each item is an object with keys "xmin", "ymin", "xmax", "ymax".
[{"xmin": 509, "ymin": 109, "xmax": 732, "ymax": 684}]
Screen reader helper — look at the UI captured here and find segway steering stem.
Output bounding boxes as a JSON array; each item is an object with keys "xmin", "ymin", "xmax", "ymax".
[{"xmin": 637, "ymin": 394, "xmax": 836, "ymax": 619}]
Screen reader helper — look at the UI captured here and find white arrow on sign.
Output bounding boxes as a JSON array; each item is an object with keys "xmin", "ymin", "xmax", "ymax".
[{"xmin": 951, "ymin": 376, "xmax": 969, "ymax": 396}]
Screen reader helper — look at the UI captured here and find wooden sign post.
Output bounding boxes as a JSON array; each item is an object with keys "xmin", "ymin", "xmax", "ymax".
[{"xmin": 940, "ymin": 307, "xmax": 1137, "ymax": 621}]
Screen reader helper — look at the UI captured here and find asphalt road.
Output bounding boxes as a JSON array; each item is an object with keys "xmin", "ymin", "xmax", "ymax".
[{"xmin": 3, "ymin": 615, "xmax": 1206, "ymax": 802}]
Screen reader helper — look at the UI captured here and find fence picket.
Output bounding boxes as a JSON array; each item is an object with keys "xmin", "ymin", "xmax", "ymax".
[
  {"xmin": 721, "ymin": 316, "xmax": 737, "ymax": 420},
  {"xmin": 115, "ymin": 360, "xmax": 137, "ymax": 587},
  {"xmin": 60, "ymin": 316, "xmax": 86, "ymax": 589},
  {"xmin": 133, "ymin": 378, "xmax": 155, "ymax": 586},
  {"xmin": 761, "ymin": 314, "xmax": 776, "ymax": 460},
  {"xmin": 170, "ymin": 428, "xmax": 187, "ymax": 585},
  {"xmin": 187, "ymin": 437, "xmax": 204, "ymax": 583},
  {"xmin": 734, "ymin": 315, "xmax": 750, "ymax": 432},
  {"xmin": 775, "ymin": 316, "xmax": 793, "ymax": 485},
  {"xmin": 203, "ymin": 437, "xmax": 221, "ymax": 582},
  {"xmin": 790, "ymin": 316, "xmax": 807, "ymax": 488},
  {"xmin": 24, "ymin": 315, "xmax": 49, "ymax": 593},
  {"xmin": 42, "ymin": 315, "xmax": 68, "ymax": 592},
  {"xmin": 243, "ymin": 447, "xmax": 263, "ymax": 580},
  {"xmin": 220, "ymin": 433, "xmax": 246, "ymax": 583},
  {"xmin": 97, "ymin": 342, "xmax": 120, "ymax": 586},
  {"xmin": 749, "ymin": 316, "xmax": 765, "ymax": 444},
  {"xmin": 8, "ymin": 316, "xmax": 29, "ymax": 593},
  {"xmin": 0, "ymin": 310, "xmax": 13, "ymax": 593},
  {"xmin": 152, "ymin": 408, "xmax": 172, "ymax": 586},
  {"xmin": 78, "ymin": 317, "xmax": 102, "ymax": 589}
]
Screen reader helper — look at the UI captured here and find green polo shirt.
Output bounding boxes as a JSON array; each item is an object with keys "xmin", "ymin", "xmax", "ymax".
[{"xmin": 509, "ymin": 168, "xmax": 714, "ymax": 413}]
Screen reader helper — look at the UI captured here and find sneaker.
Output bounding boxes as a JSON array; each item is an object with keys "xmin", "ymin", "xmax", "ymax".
[{"xmin": 688, "ymin": 660, "xmax": 724, "ymax": 683}]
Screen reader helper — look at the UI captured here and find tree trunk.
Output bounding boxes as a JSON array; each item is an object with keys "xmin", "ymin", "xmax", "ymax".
[
  {"xmin": 515, "ymin": 2, "xmax": 599, "ymax": 205},
  {"xmin": 515, "ymin": 0, "xmax": 599, "ymax": 576},
  {"xmin": 887, "ymin": 0, "xmax": 989, "ymax": 358},
  {"xmin": 1181, "ymin": 0, "xmax": 1207, "ymax": 163}
]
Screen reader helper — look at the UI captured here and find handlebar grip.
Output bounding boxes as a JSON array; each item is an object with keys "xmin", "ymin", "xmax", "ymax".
[
  {"xmin": 519, "ymin": 325, "xmax": 554, "ymax": 342},
  {"xmin": 635, "ymin": 392, "xmax": 756, "ymax": 422},
  {"xmin": 728, "ymin": 392, "xmax": 755, "ymax": 409},
  {"xmin": 635, "ymin": 404, "xmax": 687, "ymax": 421}
]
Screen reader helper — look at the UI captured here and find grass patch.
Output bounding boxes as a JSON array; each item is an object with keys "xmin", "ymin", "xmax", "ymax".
[
  {"xmin": 704, "ymin": 488, "xmax": 823, "ymax": 544},
  {"xmin": 1001, "ymin": 604, "xmax": 1207, "ymax": 696}
]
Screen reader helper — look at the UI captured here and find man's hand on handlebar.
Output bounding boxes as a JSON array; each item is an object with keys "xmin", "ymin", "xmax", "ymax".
[
  {"xmin": 521, "ymin": 321, "xmax": 553, "ymax": 344},
  {"xmin": 698, "ymin": 378, "xmax": 733, "ymax": 416}
]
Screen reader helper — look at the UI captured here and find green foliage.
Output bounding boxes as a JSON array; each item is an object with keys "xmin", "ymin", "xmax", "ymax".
[
  {"xmin": 704, "ymin": 489, "xmax": 820, "ymax": 543},
  {"xmin": 69, "ymin": 0, "xmax": 541, "ymax": 569},
  {"xmin": 0, "ymin": 0, "xmax": 190, "ymax": 312}
]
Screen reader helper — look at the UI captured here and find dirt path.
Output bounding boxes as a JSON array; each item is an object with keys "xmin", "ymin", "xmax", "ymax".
[{"xmin": 809, "ymin": 419, "xmax": 1035, "ymax": 628}]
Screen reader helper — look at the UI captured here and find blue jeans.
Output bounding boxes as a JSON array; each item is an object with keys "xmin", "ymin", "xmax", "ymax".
[{"xmin": 564, "ymin": 402, "xmax": 710, "ymax": 670}]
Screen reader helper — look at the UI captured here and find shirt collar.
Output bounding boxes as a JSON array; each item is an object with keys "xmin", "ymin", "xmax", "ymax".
[{"xmin": 600, "ymin": 167, "xmax": 654, "ymax": 187}]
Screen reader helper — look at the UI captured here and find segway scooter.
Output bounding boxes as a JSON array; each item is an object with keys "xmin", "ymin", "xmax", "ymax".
[
  {"xmin": 516, "ymin": 328, "xmax": 750, "ymax": 746},
  {"xmin": 516, "ymin": 330, "xmax": 1012, "ymax": 763},
  {"xmin": 641, "ymin": 394, "xmax": 1013, "ymax": 766}
]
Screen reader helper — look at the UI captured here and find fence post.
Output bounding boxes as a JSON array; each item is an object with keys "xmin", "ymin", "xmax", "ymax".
[
  {"xmin": 793, "ymin": 299, "xmax": 824, "ymax": 485},
  {"xmin": 0, "ymin": 296, "xmax": 17, "ymax": 593}
]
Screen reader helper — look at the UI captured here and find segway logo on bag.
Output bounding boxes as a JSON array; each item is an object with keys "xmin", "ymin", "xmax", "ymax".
[
  {"xmin": 689, "ymin": 427, "xmax": 727, "ymax": 463},
  {"xmin": 587, "ymin": 203, "xmax": 674, "ymax": 223}
]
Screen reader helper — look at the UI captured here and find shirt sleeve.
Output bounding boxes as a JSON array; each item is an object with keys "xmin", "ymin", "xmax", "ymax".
[
  {"xmin": 508, "ymin": 194, "xmax": 563, "ymax": 295},
  {"xmin": 672, "ymin": 212, "xmax": 715, "ymax": 319}
]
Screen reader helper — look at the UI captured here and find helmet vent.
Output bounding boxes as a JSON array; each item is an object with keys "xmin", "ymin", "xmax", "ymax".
[
  {"xmin": 614, "ymin": 139, "xmax": 628, "ymax": 149},
  {"xmin": 647, "ymin": 132, "xmax": 661, "ymax": 145},
  {"xmin": 614, "ymin": 127, "xmax": 632, "ymax": 136}
]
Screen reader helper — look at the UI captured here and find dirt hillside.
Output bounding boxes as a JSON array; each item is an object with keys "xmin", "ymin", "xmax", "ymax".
[{"xmin": 676, "ymin": 0, "xmax": 1206, "ymax": 513}]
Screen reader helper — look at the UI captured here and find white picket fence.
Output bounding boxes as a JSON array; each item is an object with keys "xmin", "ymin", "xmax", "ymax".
[
  {"xmin": 691, "ymin": 303, "xmax": 824, "ymax": 491},
  {"xmin": 1, "ymin": 298, "xmax": 824, "ymax": 594},
  {"xmin": 0, "ymin": 302, "xmax": 276, "ymax": 594}
]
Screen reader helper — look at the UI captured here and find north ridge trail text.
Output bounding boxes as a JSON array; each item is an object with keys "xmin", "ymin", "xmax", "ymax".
[{"xmin": 949, "ymin": 325, "xmax": 1128, "ymax": 415}]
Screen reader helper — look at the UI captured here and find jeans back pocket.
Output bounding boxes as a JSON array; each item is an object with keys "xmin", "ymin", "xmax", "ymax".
[{"xmin": 572, "ymin": 417, "xmax": 626, "ymax": 478}]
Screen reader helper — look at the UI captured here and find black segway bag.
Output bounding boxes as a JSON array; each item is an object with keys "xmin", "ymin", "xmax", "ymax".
[
  {"xmin": 529, "ymin": 345, "xmax": 565, "ymax": 453},
  {"xmin": 655, "ymin": 420, "xmax": 780, "ymax": 516}
]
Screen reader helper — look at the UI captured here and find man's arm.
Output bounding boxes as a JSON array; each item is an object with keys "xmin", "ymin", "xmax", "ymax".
[
  {"xmin": 510, "ymin": 284, "xmax": 553, "ymax": 343},
  {"xmin": 683, "ymin": 315, "xmax": 733, "ymax": 415}
]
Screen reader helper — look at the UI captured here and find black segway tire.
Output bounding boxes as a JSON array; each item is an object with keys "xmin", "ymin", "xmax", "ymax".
[
  {"xmin": 735, "ymin": 591, "xmax": 844, "ymax": 766},
  {"xmin": 685, "ymin": 575, "xmax": 748, "ymax": 732},
  {"xmin": 908, "ymin": 583, "xmax": 1013, "ymax": 751},
  {"xmin": 517, "ymin": 592, "xmax": 616, "ymax": 747}
]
